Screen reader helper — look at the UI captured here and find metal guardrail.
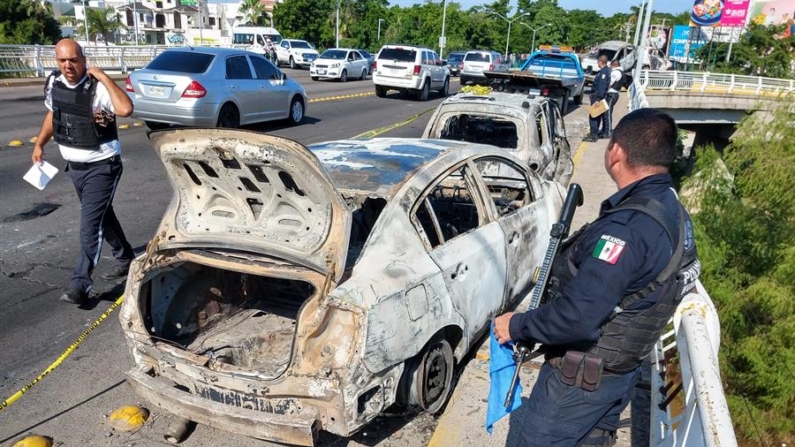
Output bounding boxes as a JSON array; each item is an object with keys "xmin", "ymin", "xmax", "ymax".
[
  {"xmin": 0, "ymin": 44, "xmax": 171, "ymax": 77},
  {"xmin": 650, "ymin": 282, "xmax": 738, "ymax": 447},
  {"xmin": 637, "ymin": 69, "xmax": 795, "ymax": 97}
]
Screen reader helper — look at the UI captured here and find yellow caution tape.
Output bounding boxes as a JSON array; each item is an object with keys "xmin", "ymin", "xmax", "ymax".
[
  {"xmin": 352, "ymin": 107, "xmax": 435, "ymax": 140},
  {"xmin": 0, "ymin": 295, "xmax": 125, "ymax": 411}
]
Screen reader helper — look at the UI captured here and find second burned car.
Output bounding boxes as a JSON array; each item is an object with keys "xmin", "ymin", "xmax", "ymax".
[{"xmin": 119, "ymin": 129, "xmax": 565, "ymax": 445}]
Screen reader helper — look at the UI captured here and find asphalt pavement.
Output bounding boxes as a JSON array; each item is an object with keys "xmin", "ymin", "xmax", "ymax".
[{"xmin": 0, "ymin": 70, "xmax": 635, "ymax": 447}]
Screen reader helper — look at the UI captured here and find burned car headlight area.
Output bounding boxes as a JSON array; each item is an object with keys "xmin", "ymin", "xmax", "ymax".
[{"xmin": 120, "ymin": 251, "xmax": 400, "ymax": 446}]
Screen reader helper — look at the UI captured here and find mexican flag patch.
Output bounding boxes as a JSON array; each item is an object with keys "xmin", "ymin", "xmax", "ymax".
[{"xmin": 593, "ymin": 235, "xmax": 626, "ymax": 264}]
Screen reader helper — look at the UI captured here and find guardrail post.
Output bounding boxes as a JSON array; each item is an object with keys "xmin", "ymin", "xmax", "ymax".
[
  {"xmin": 672, "ymin": 70, "xmax": 678, "ymax": 90},
  {"xmin": 120, "ymin": 47, "xmax": 127, "ymax": 73},
  {"xmin": 756, "ymin": 76, "xmax": 762, "ymax": 95},
  {"xmin": 701, "ymin": 72, "xmax": 708, "ymax": 92},
  {"xmin": 728, "ymin": 74, "xmax": 735, "ymax": 94},
  {"xmin": 34, "ymin": 44, "xmax": 43, "ymax": 77}
]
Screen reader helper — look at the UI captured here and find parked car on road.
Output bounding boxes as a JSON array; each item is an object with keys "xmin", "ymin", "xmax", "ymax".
[
  {"xmin": 460, "ymin": 50, "xmax": 504, "ymax": 86},
  {"xmin": 276, "ymin": 39, "xmax": 319, "ymax": 69},
  {"xmin": 373, "ymin": 44, "xmax": 450, "ymax": 101},
  {"xmin": 357, "ymin": 49, "xmax": 375, "ymax": 74},
  {"xmin": 126, "ymin": 47, "xmax": 307, "ymax": 130},
  {"xmin": 445, "ymin": 51, "xmax": 466, "ymax": 77},
  {"xmin": 120, "ymin": 129, "xmax": 564, "ymax": 446},
  {"xmin": 310, "ymin": 48, "xmax": 370, "ymax": 82}
]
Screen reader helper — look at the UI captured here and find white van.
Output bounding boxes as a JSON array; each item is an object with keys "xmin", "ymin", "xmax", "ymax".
[{"xmin": 232, "ymin": 26, "xmax": 282, "ymax": 55}]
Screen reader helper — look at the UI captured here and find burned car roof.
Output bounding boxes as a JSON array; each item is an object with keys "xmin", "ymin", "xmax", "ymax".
[{"xmin": 309, "ymin": 138, "xmax": 466, "ymax": 197}]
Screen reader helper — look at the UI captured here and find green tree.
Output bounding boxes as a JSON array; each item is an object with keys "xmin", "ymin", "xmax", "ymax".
[
  {"xmin": 272, "ymin": 0, "xmax": 334, "ymax": 47},
  {"xmin": 683, "ymin": 105, "xmax": 795, "ymax": 444},
  {"xmin": 0, "ymin": 0, "xmax": 61, "ymax": 44},
  {"xmin": 71, "ymin": 7, "xmax": 124, "ymax": 44},
  {"xmin": 238, "ymin": 0, "xmax": 269, "ymax": 26},
  {"xmin": 694, "ymin": 23, "xmax": 795, "ymax": 78}
]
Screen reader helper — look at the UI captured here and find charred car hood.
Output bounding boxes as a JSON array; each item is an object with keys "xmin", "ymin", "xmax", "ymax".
[{"xmin": 149, "ymin": 128, "xmax": 351, "ymax": 282}]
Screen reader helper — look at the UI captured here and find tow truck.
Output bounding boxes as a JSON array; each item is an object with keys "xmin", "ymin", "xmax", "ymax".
[{"xmin": 483, "ymin": 45, "xmax": 585, "ymax": 115}]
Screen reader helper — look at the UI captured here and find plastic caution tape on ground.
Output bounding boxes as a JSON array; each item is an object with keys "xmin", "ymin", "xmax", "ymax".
[
  {"xmin": 0, "ymin": 295, "xmax": 125, "ymax": 411},
  {"xmin": 108, "ymin": 405, "xmax": 149, "ymax": 431}
]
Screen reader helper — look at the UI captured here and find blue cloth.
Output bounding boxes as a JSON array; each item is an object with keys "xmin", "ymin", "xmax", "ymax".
[{"xmin": 485, "ymin": 322, "xmax": 522, "ymax": 434}]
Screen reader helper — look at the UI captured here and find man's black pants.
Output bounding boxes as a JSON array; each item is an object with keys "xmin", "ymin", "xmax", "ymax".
[
  {"xmin": 67, "ymin": 156, "xmax": 134, "ymax": 293},
  {"xmin": 606, "ymin": 92, "xmax": 620, "ymax": 136}
]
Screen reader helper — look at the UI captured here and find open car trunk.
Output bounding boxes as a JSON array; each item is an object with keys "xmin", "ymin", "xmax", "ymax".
[{"xmin": 143, "ymin": 256, "xmax": 317, "ymax": 379}]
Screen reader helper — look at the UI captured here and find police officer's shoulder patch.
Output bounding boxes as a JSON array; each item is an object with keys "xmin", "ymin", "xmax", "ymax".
[{"xmin": 593, "ymin": 235, "xmax": 626, "ymax": 264}]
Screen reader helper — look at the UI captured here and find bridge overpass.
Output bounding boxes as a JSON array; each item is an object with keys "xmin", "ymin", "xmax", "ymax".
[{"xmin": 630, "ymin": 70, "xmax": 795, "ymax": 149}]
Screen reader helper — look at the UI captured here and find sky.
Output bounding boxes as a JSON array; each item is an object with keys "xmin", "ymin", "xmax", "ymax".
[{"xmin": 388, "ymin": 0, "xmax": 694, "ymax": 17}]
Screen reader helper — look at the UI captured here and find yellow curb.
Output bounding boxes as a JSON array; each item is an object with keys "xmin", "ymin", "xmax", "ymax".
[
  {"xmin": 118, "ymin": 124, "xmax": 130, "ymax": 129},
  {"xmin": 29, "ymin": 136, "xmax": 38, "ymax": 143},
  {"xmin": 571, "ymin": 141, "xmax": 588, "ymax": 175},
  {"xmin": 132, "ymin": 121, "xmax": 143, "ymax": 127},
  {"xmin": 8, "ymin": 140, "xmax": 24, "ymax": 147},
  {"xmin": 108, "ymin": 405, "xmax": 149, "ymax": 432},
  {"xmin": 12, "ymin": 435, "xmax": 52, "ymax": 447}
]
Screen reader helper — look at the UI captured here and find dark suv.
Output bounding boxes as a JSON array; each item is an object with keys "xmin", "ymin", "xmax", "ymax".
[{"xmin": 445, "ymin": 52, "xmax": 465, "ymax": 77}]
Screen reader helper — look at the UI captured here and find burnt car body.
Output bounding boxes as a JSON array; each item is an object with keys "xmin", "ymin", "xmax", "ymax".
[{"xmin": 119, "ymin": 129, "xmax": 564, "ymax": 445}]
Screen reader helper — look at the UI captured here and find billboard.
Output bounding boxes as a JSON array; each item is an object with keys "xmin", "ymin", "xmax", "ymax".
[
  {"xmin": 181, "ymin": 0, "xmax": 198, "ymax": 7},
  {"xmin": 748, "ymin": 0, "xmax": 795, "ymax": 26},
  {"xmin": 690, "ymin": 0, "xmax": 752, "ymax": 27},
  {"xmin": 669, "ymin": 25, "xmax": 708, "ymax": 63}
]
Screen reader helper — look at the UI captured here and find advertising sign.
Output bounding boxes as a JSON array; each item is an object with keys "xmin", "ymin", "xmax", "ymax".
[
  {"xmin": 689, "ymin": 0, "xmax": 751, "ymax": 27},
  {"xmin": 181, "ymin": 0, "xmax": 198, "ymax": 7},
  {"xmin": 748, "ymin": 0, "xmax": 795, "ymax": 26},
  {"xmin": 669, "ymin": 25, "xmax": 707, "ymax": 62}
]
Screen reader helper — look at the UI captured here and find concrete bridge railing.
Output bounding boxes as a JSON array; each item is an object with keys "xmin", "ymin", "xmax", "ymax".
[{"xmin": 638, "ymin": 69, "xmax": 795, "ymax": 98}]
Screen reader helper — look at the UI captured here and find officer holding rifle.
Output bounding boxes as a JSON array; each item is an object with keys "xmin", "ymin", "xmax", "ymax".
[{"xmin": 493, "ymin": 108, "xmax": 699, "ymax": 446}]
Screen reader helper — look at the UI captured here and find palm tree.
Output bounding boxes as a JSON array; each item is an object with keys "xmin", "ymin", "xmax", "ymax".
[
  {"xmin": 238, "ymin": 0, "xmax": 267, "ymax": 26},
  {"xmin": 72, "ymin": 7, "xmax": 125, "ymax": 45}
]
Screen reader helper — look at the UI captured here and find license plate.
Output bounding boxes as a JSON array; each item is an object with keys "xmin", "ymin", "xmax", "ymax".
[
  {"xmin": 318, "ymin": 69, "xmax": 326, "ymax": 75},
  {"xmin": 148, "ymin": 85, "xmax": 166, "ymax": 97},
  {"xmin": 390, "ymin": 69, "xmax": 403, "ymax": 75}
]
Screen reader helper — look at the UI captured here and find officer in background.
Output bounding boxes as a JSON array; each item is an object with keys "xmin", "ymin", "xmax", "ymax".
[
  {"xmin": 31, "ymin": 39, "xmax": 136, "ymax": 306},
  {"xmin": 494, "ymin": 108, "xmax": 699, "ymax": 446},
  {"xmin": 584, "ymin": 55, "xmax": 610, "ymax": 142},
  {"xmin": 604, "ymin": 60, "xmax": 626, "ymax": 139}
]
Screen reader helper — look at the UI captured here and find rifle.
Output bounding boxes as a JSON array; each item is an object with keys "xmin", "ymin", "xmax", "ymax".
[{"xmin": 504, "ymin": 183, "xmax": 584, "ymax": 408}]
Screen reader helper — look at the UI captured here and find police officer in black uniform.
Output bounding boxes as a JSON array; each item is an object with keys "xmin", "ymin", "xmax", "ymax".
[
  {"xmin": 32, "ymin": 39, "xmax": 135, "ymax": 306},
  {"xmin": 494, "ymin": 108, "xmax": 699, "ymax": 446},
  {"xmin": 584, "ymin": 55, "xmax": 611, "ymax": 142}
]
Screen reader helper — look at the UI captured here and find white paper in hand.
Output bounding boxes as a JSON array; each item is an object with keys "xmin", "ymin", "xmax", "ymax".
[{"xmin": 23, "ymin": 161, "xmax": 59, "ymax": 190}]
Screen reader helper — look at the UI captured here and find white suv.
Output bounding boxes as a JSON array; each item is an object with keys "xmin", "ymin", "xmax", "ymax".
[
  {"xmin": 460, "ymin": 50, "xmax": 504, "ymax": 86},
  {"xmin": 372, "ymin": 44, "xmax": 450, "ymax": 101},
  {"xmin": 276, "ymin": 39, "xmax": 319, "ymax": 69}
]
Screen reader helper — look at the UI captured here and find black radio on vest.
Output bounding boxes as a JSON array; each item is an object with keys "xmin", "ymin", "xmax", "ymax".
[{"xmin": 48, "ymin": 70, "xmax": 118, "ymax": 150}]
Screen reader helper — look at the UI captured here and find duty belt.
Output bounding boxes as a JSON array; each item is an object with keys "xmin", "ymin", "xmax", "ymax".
[{"xmin": 67, "ymin": 154, "xmax": 121, "ymax": 171}]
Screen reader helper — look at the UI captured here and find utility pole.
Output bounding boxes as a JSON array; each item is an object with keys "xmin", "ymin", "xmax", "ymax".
[
  {"xmin": 634, "ymin": 0, "xmax": 653, "ymax": 83},
  {"xmin": 133, "ymin": 0, "xmax": 138, "ymax": 46},
  {"xmin": 198, "ymin": 0, "xmax": 203, "ymax": 45},
  {"xmin": 439, "ymin": 0, "xmax": 448, "ymax": 59},
  {"xmin": 82, "ymin": 0, "xmax": 90, "ymax": 43},
  {"xmin": 378, "ymin": 18, "xmax": 385, "ymax": 41}
]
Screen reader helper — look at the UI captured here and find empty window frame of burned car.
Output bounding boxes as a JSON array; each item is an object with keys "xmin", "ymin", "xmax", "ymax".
[
  {"xmin": 411, "ymin": 163, "xmax": 488, "ymax": 250},
  {"xmin": 474, "ymin": 157, "xmax": 536, "ymax": 217},
  {"xmin": 438, "ymin": 113, "xmax": 519, "ymax": 149}
]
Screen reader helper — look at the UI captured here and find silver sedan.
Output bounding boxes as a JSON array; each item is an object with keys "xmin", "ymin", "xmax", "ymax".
[{"xmin": 126, "ymin": 47, "xmax": 308, "ymax": 130}]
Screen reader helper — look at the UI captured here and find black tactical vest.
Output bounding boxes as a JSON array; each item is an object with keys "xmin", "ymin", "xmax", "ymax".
[
  {"xmin": 48, "ymin": 71, "xmax": 118, "ymax": 150},
  {"xmin": 610, "ymin": 69, "xmax": 626, "ymax": 91},
  {"xmin": 545, "ymin": 196, "xmax": 699, "ymax": 374}
]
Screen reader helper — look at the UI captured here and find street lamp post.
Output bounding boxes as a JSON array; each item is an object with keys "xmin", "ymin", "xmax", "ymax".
[
  {"xmin": 519, "ymin": 22, "xmax": 551, "ymax": 53},
  {"xmin": 634, "ymin": 0, "xmax": 653, "ymax": 83},
  {"xmin": 439, "ymin": 0, "xmax": 448, "ymax": 59},
  {"xmin": 335, "ymin": 0, "xmax": 340, "ymax": 48},
  {"xmin": 490, "ymin": 12, "xmax": 530, "ymax": 58},
  {"xmin": 377, "ymin": 18, "xmax": 385, "ymax": 41}
]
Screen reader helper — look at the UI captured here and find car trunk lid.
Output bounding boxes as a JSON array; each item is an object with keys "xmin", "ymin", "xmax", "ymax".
[
  {"xmin": 132, "ymin": 70, "xmax": 195, "ymax": 102},
  {"xmin": 149, "ymin": 128, "xmax": 351, "ymax": 282}
]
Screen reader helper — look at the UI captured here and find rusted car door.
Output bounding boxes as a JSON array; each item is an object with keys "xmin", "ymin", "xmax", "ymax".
[
  {"xmin": 416, "ymin": 163, "xmax": 507, "ymax": 341},
  {"xmin": 473, "ymin": 157, "xmax": 551, "ymax": 308}
]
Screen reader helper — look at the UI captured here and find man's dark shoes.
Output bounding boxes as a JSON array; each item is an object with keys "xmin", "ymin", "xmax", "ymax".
[
  {"xmin": 583, "ymin": 133, "xmax": 598, "ymax": 142},
  {"xmin": 101, "ymin": 263, "xmax": 131, "ymax": 281},
  {"xmin": 599, "ymin": 133, "xmax": 611, "ymax": 139},
  {"xmin": 60, "ymin": 288, "xmax": 87, "ymax": 305}
]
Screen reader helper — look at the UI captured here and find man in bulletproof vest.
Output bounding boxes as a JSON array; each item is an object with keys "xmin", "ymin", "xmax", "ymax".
[
  {"xmin": 604, "ymin": 60, "xmax": 626, "ymax": 139},
  {"xmin": 493, "ymin": 108, "xmax": 699, "ymax": 446},
  {"xmin": 31, "ymin": 39, "xmax": 136, "ymax": 306}
]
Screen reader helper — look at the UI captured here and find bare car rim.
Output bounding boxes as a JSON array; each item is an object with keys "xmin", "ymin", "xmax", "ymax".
[{"xmin": 416, "ymin": 338, "xmax": 453, "ymax": 413}]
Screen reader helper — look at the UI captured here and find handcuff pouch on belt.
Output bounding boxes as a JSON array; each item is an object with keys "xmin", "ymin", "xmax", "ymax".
[{"xmin": 557, "ymin": 351, "xmax": 603, "ymax": 392}]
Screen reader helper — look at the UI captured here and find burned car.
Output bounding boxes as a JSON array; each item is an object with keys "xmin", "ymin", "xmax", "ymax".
[
  {"xmin": 423, "ymin": 91, "xmax": 574, "ymax": 187},
  {"xmin": 119, "ymin": 129, "xmax": 564, "ymax": 445}
]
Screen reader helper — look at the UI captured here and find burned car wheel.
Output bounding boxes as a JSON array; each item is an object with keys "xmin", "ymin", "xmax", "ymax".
[{"xmin": 401, "ymin": 338, "xmax": 454, "ymax": 414}]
